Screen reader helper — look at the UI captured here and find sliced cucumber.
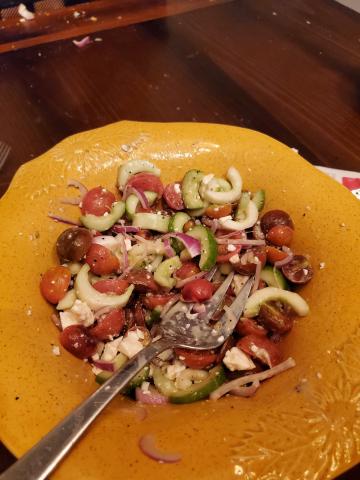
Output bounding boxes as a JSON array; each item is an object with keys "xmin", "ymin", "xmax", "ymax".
[
  {"xmin": 260, "ymin": 265, "xmax": 289, "ymax": 290},
  {"xmin": 252, "ymin": 189, "xmax": 265, "ymax": 212},
  {"xmin": 235, "ymin": 192, "xmax": 251, "ymax": 221},
  {"xmin": 153, "ymin": 365, "xmax": 226, "ymax": 404},
  {"xmin": 96, "ymin": 359, "xmax": 150, "ymax": 395},
  {"xmin": 95, "ymin": 353, "xmax": 127, "ymax": 384},
  {"xmin": 182, "ymin": 170, "xmax": 205, "ymax": 209},
  {"xmin": 132, "ymin": 212, "xmax": 170, "ymax": 233},
  {"xmin": 187, "ymin": 225, "xmax": 217, "ymax": 271},
  {"xmin": 168, "ymin": 212, "xmax": 191, "ymax": 253},
  {"xmin": 219, "ymin": 200, "xmax": 258, "ymax": 231},
  {"xmin": 244, "ymin": 287, "xmax": 309, "ymax": 318},
  {"xmin": 146, "ymin": 306, "xmax": 162, "ymax": 328},
  {"xmin": 75, "ymin": 264, "xmax": 134, "ymax": 311},
  {"xmin": 125, "ymin": 191, "xmax": 157, "ymax": 219},
  {"xmin": 202, "ymin": 166, "xmax": 242, "ymax": 204},
  {"xmin": 187, "ymin": 203, "xmax": 209, "ymax": 217},
  {"xmin": 122, "ymin": 366, "xmax": 150, "ymax": 395},
  {"xmin": 154, "ymin": 256, "xmax": 182, "ymax": 288},
  {"xmin": 80, "ymin": 201, "xmax": 125, "ymax": 232},
  {"xmin": 56, "ymin": 289, "xmax": 76, "ymax": 310},
  {"xmin": 118, "ymin": 160, "xmax": 160, "ymax": 190}
]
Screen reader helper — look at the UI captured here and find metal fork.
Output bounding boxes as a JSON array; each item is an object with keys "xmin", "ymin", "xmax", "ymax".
[
  {"xmin": 0, "ymin": 141, "xmax": 11, "ymax": 171},
  {"xmin": 0, "ymin": 274, "xmax": 253, "ymax": 480}
]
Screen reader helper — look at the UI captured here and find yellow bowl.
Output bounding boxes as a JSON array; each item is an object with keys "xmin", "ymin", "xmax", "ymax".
[{"xmin": 0, "ymin": 121, "xmax": 359, "ymax": 480}]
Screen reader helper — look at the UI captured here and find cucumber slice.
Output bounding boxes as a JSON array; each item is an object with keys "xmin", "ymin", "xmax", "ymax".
[
  {"xmin": 153, "ymin": 365, "xmax": 226, "ymax": 404},
  {"xmin": 187, "ymin": 203, "xmax": 209, "ymax": 217},
  {"xmin": 202, "ymin": 166, "xmax": 242, "ymax": 204},
  {"xmin": 118, "ymin": 160, "xmax": 160, "ymax": 190},
  {"xmin": 235, "ymin": 192, "xmax": 251, "ymax": 221},
  {"xmin": 96, "ymin": 358, "xmax": 150, "ymax": 395},
  {"xmin": 260, "ymin": 265, "xmax": 289, "ymax": 290},
  {"xmin": 75, "ymin": 264, "xmax": 134, "ymax": 311},
  {"xmin": 187, "ymin": 225, "xmax": 217, "ymax": 271},
  {"xmin": 154, "ymin": 256, "xmax": 182, "ymax": 288},
  {"xmin": 182, "ymin": 170, "xmax": 205, "ymax": 209},
  {"xmin": 219, "ymin": 200, "xmax": 258, "ymax": 231},
  {"xmin": 252, "ymin": 189, "xmax": 265, "ymax": 212},
  {"xmin": 146, "ymin": 306, "xmax": 162, "ymax": 328},
  {"xmin": 80, "ymin": 201, "xmax": 125, "ymax": 232},
  {"xmin": 244, "ymin": 287, "xmax": 309, "ymax": 318},
  {"xmin": 125, "ymin": 191, "xmax": 157, "ymax": 219},
  {"xmin": 132, "ymin": 213, "xmax": 170, "ymax": 233},
  {"xmin": 56, "ymin": 289, "xmax": 76, "ymax": 310},
  {"xmin": 95, "ymin": 353, "xmax": 127, "ymax": 384},
  {"xmin": 168, "ymin": 212, "xmax": 191, "ymax": 253}
]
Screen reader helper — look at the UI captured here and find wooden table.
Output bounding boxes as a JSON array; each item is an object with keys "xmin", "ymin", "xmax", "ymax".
[{"xmin": 0, "ymin": 0, "xmax": 359, "ymax": 477}]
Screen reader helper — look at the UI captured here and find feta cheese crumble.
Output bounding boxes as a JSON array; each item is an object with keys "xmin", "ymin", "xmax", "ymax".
[{"xmin": 223, "ymin": 347, "xmax": 255, "ymax": 371}]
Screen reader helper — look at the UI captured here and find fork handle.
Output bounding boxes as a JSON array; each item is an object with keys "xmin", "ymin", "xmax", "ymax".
[{"xmin": 0, "ymin": 337, "xmax": 173, "ymax": 480}]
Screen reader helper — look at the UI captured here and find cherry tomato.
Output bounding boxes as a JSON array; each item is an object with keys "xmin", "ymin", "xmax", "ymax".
[
  {"xmin": 266, "ymin": 225, "xmax": 294, "ymax": 246},
  {"xmin": 135, "ymin": 229, "xmax": 154, "ymax": 240},
  {"xmin": 182, "ymin": 279, "xmax": 213, "ymax": 302},
  {"xmin": 142, "ymin": 293, "xmax": 176, "ymax": 310},
  {"xmin": 163, "ymin": 182, "xmax": 185, "ymax": 210},
  {"xmin": 183, "ymin": 220, "xmax": 195, "ymax": 232},
  {"xmin": 134, "ymin": 301, "xmax": 146, "ymax": 326},
  {"xmin": 90, "ymin": 309, "xmax": 126, "ymax": 340},
  {"xmin": 258, "ymin": 302, "xmax": 293, "ymax": 334},
  {"xmin": 260, "ymin": 210, "xmax": 294, "ymax": 235},
  {"xmin": 175, "ymin": 348, "xmax": 217, "ymax": 369},
  {"xmin": 122, "ymin": 269, "xmax": 159, "ymax": 292},
  {"xmin": 85, "ymin": 244, "xmax": 120, "ymax": 275},
  {"xmin": 60, "ymin": 325, "xmax": 97, "ymax": 359},
  {"xmin": 175, "ymin": 262, "xmax": 200, "ymax": 279},
  {"xmin": 93, "ymin": 278, "xmax": 129, "ymax": 295},
  {"xmin": 216, "ymin": 244, "xmax": 242, "ymax": 263},
  {"xmin": 56, "ymin": 227, "xmax": 92, "ymax": 262},
  {"xmin": 237, "ymin": 334, "xmax": 282, "ymax": 367},
  {"xmin": 126, "ymin": 173, "xmax": 164, "ymax": 198},
  {"xmin": 205, "ymin": 204, "xmax": 232, "ymax": 219},
  {"xmin": 233, "ymin": 246, "xmax": 267, "ymax": 275},
  {"xmin": 282, "ymin": 255, "xmax": 313, "ymax": 284},
  {"xmin": 266, "ymin": 246, "xmax": 288, "ymax": 265},
  {"xmin": 81, "ymin": 186, "xmax": 116, "ymax": 216},
  {"xmin": 40, "ymin": 266, "xmax": 71, "ymax": 304},
  {"xmin": 235, "ymin": 317, "xmax": 268, "ymax": 337}
]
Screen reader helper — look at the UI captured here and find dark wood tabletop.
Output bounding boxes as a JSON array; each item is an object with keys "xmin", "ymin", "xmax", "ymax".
[{"xmin": 0, "ymin": 0, "xmax": 359, "ymax": 477}]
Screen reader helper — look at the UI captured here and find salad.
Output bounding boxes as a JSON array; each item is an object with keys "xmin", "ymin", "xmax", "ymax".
[{"xmin": 41, "ymin": 160, "xmax": 313, "ymax": 404}]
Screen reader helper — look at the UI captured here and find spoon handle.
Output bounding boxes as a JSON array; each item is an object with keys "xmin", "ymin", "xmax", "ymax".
[{"xmin": 0, "ymin": 337, "xmax": 172, "ymax": 480}]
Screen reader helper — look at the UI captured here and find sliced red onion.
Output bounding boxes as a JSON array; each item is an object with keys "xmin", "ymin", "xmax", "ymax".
[
  {"xmin": 160, "ymin": 294, "xmax": 181, "ymax": 318},
  {"xmin": 274, "ymin": 253, "xmax": 294, "ymax": 268},
  {"xmin": 175, "ymin": 271, "xmax": 207, "ymax": 288},
  {"xmin": 67, "ymin": 178, "xmax": 88, "ymax": 199},
  {"xmin": 73, "ymin": 36, "xmax": 92, "ymax": 48},
  {"xmin": 94, "ymin": 306, "xmax": 115, "ymax": 320},
  {"xmin": 162, "ymin": 233, "xmax": 201, "ymax": 258},
  {"xmin": 230, "ymin": 380, "xmax": 260, "ymax": 397},
  {"xmin": 123, "ymin": 186, "xmax": 149, "ymax": 209},
  {"xmin": 51, "ymin": 313, "xmax": 62, "ymax": 330},
  {"xmin": 112, "ymin": 225, "xmax": 140, "ymax": 234},
  {"xmin": 135, "ymin": 386, "xmax": 168, "ymax": 404},
  {"xmin": 163, "ymin": 238, "xmax": 175, "ymax": 258},
  {"xmin": 48, "ymin": 214, "xmax": 81, "ymax": 226},
  {"xmin": 139, "ymin": 434, "xmax": 181, "ymax": 463},
  {"xmin": 118, "ymin": 234, "xmax": 129, "ymax": 270},
  {"xmin": 216, "ymin": 230, "xmax": 246, "ymax": 239},
  {"xmin": 92, "ymin": 359, "xmax": 115, "ymax": 372},
  {"xmin": 60, "ymin": 197, "xmax": 82, "ymax": 206},
  {"xmin": 216, "ymin": 238, "xmax": 265, "ymax": 246},
  {"xmin": 251, "ymin": 262, "xmax": 262, "ymax": 294},
  {"xmin": 121, "ymin": 406, "xmax": 148, "ymax": 421}
]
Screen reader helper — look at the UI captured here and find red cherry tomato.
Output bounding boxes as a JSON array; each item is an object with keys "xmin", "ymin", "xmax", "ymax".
[
  {"xmin": 40, "ymin": 266, "xmax": 71, "ymax": 304},
  {"xmin": 163, "ymin": 182, "xmax": 185, "ymax": 210},
  {"xmin": 90, "ymin": 309, "xmax": 126, "ymax": 340},
  {"xmin": 182, "ymin": 278, "xmax": 213, "ymax": 302},
  {"xmin": 282, "ymin": 255, "xmax": 313, "ymax": 284},
  {"xmin": 233, "ymin": 246, "xmax": 267, "ymax": 275},
  {"xmin": 93, "ymin": 278, "xmax": 129, "ymax": 295},
  {"xmin": 260, "ymin": 210, "xmax": 294, "ymax": 235},
  {"xmin": 175, "ymin": 348, "xmax": 217, "ymax": 369},
  {"xmin": 235, "ymin": 317, "xmax": 268, "ymax": 337},
  {"xmin": 236, "ymin": 334, "xmax": 282, "ymax": 367},
  {"xmin": 81, "ymin": 186, "xmax": 116, "ymax": 216},
  {"xmin": 85, "ymin": 244, "xmax": 120, "ymax": 275},
  {"xmin": 265, "ymin": 246, "xmax": 288, "ymax": 265},
  {"xmin": 266, "ymin": 225, "xmax": 294, "ymax": 247},
  {"xmin": 142, "ymin": 293, "xmax": 176, "ymax": 310},
  {"xmin": 175, "ymin": 262, "xmax": 201, "ymax": 279},
  {"xmin": 122, "ymin": 269, "xmax": 159, "ymax": 292},
  {"xmin": 126, "ymin": 173, "xmax": 164, "ymax": 198},
  {"xmin": 60, "ymin": 325, "xmax": 97, "ymax": 359},
  {"xmin": 216, "ymin": 244, "xmax": 242, "ymax": 263},
  {"xmin": 205, "ymin": 204, "xmax": 232, "ymax": 219}
]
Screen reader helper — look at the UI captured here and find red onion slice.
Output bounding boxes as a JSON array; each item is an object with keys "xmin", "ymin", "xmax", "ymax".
[
  {"xmin": 48, "ymin": 214, "xmax": 81, "ymax": 226},
  {"xmin": 67, "ymin": 178, "xmax": 88, "ymax": 199},
  {"xmin": 112, "ymin": 225, "xmax": 140, "ymax": 234},
  {"xmin": 163, "ymin": 238, "xmax": 176, "ymax": 258},
  {"xmin": 92, "ymin": 359, "xmax": 115, "ymax": 372},
  {"xmin": 123, "ymin": 186, "xmax": 149, "ymax": 209},
  {"xmin": 162, "ymin": 233, "xmax": 201, "ymax": 258},
  {"xmin": 121, "ymin": 406, "xmax": 148, "ymax": 421},
  {"xmin": 139, "ymin": 434, "xmax": 181, "ymax": 463},
  {"xmin": 94, "ymin": 306, "xmax": 116, "ymax": 320},
  {"xmin": 251, "ymin": 262, "xmax": 262, "ymax": 294},
  {"xmin": 135, "ymin": 386, "xmax": 168, "ymax": 405},
  {"xmin": 175, "ymin": 271, "xmax": 207, "ymax": 288},
  {"xmin": 118, "ymin": 234, "xmax": 129, "ymax": 270},
  {"xmin": 274, "ymin": 253, "xmax": 294, "ymax": 268},
  {"xmin": 216, "ymin": 238, "xmax": 265, "ymax": 246},
  {"xmin": 230, "ymin": 380, "xmax": 260, "ymax": 397},
  {"xmin": 216, "ymin": 230, "xmax": 246, "ymax": 239},
  {"xmin": 73, "ymin": 36, "xmax": 92, "ymax": 48},
  {"xmin": 60, "ymin": 197, "xmax": 82, "ymax": 206}
]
